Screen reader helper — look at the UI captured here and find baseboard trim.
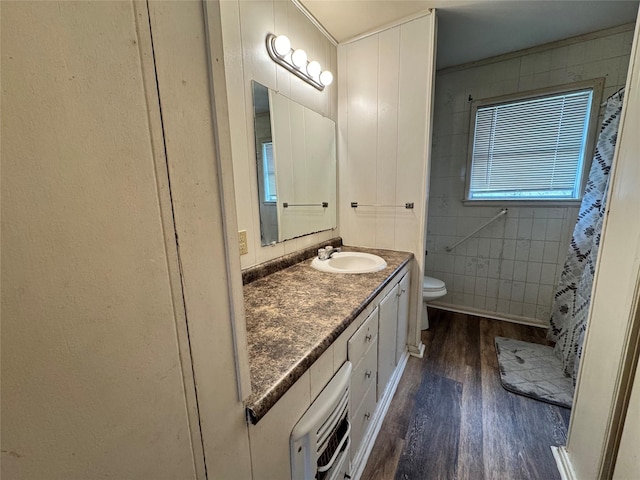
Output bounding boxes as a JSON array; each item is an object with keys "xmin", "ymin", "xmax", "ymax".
[
  {"xmin": 551, "ymin": 446, "xmax": 576, "ymax": 480},
  {"xmin": 350, "ymin": 350, "xmax": 409, "ymax": 480},
  {"xmin": 408, "ymin": 341, "xmax": 425, "ymax": 358},
  {"xmin": 429, "ymin": 302, "xmax": 549, "ymax": 328}
]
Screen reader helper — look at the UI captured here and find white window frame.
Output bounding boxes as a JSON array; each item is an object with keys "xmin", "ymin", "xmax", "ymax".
[
  {"xmin": 464, "ymin": 79, "xmax": 605, "ymax": 206},
  {"xmin": 261, "ymin": 141, "xmax": 277, "ymax": 204}
]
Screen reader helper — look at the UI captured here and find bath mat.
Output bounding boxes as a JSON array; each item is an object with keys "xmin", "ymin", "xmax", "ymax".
[{"xmin": 494, "ymin": 337, "xmax": 574, "ymax": 409}]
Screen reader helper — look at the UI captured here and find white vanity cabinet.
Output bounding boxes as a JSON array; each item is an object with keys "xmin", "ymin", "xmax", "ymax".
[
  {"xmin": 378, "ymin": 284, "xmax": 399, "ymax": 400},
  {"xmin": 348, "ymin": 308, "xmax": 379, "ymax": 408},
  {"xmin": 346, "ymin": 269, "xmax": 411, "ymax": 476},
  {"xmin": 247, "ymin": 263, "xmax": 412, "ymax": 480},
  {"xmin": 348, "ymin": 308, "xmax": 379, "ymax": 457},
  {"xmin": 377, "ymin": 272, "xmax": 410, "ymax": 400}
]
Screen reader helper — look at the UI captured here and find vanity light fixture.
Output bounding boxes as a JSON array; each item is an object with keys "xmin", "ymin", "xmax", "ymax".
[
  {"xmin": 265, "ymin": 33, "xmax": 333, "ymax": 91},
  {"xmin": 291, "ymin": 48, "xmax": 308, "ymax": 68}
]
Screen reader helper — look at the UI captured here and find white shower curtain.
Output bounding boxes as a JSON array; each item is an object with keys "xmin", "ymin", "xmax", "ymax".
[{"xmin": 548, "ymin": 89, "xmax": 625, "ymax": 383}]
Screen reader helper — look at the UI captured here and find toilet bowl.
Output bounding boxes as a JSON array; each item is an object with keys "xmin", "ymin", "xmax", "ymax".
[{"xmin": 422, "ymin": 275, "xmax": 447, "ymax": 330}]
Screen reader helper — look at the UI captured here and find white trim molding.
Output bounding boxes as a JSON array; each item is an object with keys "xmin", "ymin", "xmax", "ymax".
[
  {"xmin": 290, "ymin": 0, "xmax": 338, "ymax": 46},
  {"xmin": 552, "ymin": 446, "xmax": 577, "ymax": 480},
  {"xmin": 429, "ymin": 303, "xmax": 550, "ymax": 329}
]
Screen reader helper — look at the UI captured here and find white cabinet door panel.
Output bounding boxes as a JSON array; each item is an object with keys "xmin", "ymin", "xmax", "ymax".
[{"xmin": 377, "ymin": 284, "xmax": 398, "ymax": 400}]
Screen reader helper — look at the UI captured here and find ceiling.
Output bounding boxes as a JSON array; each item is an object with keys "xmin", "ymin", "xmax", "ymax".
[{"xmin": 299, "ymin": 0, "xmax": 639, "ymax": 69}]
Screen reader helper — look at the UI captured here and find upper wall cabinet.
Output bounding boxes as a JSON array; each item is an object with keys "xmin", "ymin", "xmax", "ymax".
[{"xmin": 252, "ymin": 81, "xmax": 337, "ymax": 245}]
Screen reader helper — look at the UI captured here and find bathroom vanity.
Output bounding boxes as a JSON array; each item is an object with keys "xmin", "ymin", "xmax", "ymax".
[{"xmin": 242, "ymin": 241, "xmax": 413, "ymax": 480}]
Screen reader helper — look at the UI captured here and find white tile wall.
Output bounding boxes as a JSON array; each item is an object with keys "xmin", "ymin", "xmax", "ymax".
[{"xmin": 426, "ymin": 26, "xmax": 633, "ymax": 324}]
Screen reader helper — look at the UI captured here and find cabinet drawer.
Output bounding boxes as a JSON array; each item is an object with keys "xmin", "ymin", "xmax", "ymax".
[
  {"xmin": 348, "ymin": 307, "xmax": 378, "ymax": 363},
  {"xmin": 351, "ymin": 340, "xmax": 377, "ymax": 410},
  {"xmin": 350, "ymin": 380, "xmax": 377, "ymax": 461}
]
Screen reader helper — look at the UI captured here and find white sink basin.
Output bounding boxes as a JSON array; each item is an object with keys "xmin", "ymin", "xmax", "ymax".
[{"xmin": 311, "ymin": 252, "xmax": 387, "ymax": 274}]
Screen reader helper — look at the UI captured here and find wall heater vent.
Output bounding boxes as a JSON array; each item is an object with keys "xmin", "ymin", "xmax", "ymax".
[{"xmin": 291, "ymin": 361, "xmax": 352, "ymax": 480}]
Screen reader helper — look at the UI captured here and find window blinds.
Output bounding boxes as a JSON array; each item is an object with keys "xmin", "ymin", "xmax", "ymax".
[{"xmin": 468, "ymin": 89, "xmax": 593, "ymax": 200}]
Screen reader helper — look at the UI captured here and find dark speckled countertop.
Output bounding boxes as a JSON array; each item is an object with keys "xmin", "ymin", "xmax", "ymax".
[{"xmin": 243, "ymin": 243, "xmax": 413, "ymax": 424}]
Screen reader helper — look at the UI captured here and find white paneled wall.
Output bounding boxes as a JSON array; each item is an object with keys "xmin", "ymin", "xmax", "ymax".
[
  {"xmin": 338, "ymin": 14, "xmax": 434, "ymax": 258},
  {"xmin": 338, "ymin": 12, "xmax": 436, "ymax": 350},
  {"xmin": 220, "ymin": 0, "xmax": 338, "ymax": 269},
  {"xmin": 426, "ymin": 24, "xmax": 634, "ymax": 325}
]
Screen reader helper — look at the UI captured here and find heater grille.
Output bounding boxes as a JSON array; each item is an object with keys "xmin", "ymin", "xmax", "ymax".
[
  {"xmin": 291, "ymin": 362, "xmax": 352, "ymax": 480},
  {"xmin": 317, "ymin": 416, "xmax": 349, "ymax": 474}
]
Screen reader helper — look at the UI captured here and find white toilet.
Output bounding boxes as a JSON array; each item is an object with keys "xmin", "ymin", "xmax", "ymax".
[{"xmin": 421, "ymin": 275, "xmax": 447, "ymax": 330}]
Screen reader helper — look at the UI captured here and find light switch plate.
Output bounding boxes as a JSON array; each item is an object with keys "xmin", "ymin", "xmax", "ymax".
[{"xmin": 238, "ymin": 230, "xmax": 248, "ymax": 255}]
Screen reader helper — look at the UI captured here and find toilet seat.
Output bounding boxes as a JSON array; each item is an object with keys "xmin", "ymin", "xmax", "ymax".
[
  {"xmin": 422, "ymin": 275, "xmax": 447, "ymax": 330},
  {"xmin": 423, "ymin": 275, "xmax": 446, "ymax": 293}
]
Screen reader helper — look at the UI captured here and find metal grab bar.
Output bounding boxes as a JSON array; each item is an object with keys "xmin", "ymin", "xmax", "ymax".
[
  {"xmin": 283, "ymin": 202, "xmax": 329, "ymax": 208},
  {"xmin": 445, "ymin": 208, "xmax": 508, "ymax": 252},
  {"xmin": 351, "ymin": 201, "xmax": 414, "ymax": 209}
]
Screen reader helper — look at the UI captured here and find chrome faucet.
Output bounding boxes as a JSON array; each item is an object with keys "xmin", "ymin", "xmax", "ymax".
[{"xmin": 318, "ymin": 245, "xmax": 342, "ymax": 260}]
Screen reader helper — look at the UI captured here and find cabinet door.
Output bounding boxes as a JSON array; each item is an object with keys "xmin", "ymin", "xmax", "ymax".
[
  {"xmin": 395, "ymin": 273, "xmax": 410, "ymax": 364},
  {"xmin": 377, "ymin": 284, "xmax": 398, "ymax": 400}
]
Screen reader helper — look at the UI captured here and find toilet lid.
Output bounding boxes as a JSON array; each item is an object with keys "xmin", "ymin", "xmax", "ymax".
[{"xmin": 423, "ymin": 276, "xmax": 445, "ymax": 292}]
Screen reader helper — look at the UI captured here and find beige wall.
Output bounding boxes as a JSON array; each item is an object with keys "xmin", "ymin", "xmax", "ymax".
[
  {"xmin": 0, "ymin": 1, "xmax": 202, "ymax": 478},
  {"xmin": 220, "ymin": 0, "xmax": 339, "ymax": 269},
  {"xmin": 1, "ymin": 1, "xmax": 253, "ymax": 479},
  {"xmin": 148, "ymin": 1, "xmax": 253, "ymax": 477}
]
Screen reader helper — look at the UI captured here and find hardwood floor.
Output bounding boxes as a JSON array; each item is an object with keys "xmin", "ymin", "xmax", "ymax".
[{"xmin": 362, "ymin": 309, "xmax": 571, "ymax": 480}]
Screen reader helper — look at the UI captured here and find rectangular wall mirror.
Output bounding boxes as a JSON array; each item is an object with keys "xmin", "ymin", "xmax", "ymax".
[{"xmin": 251, "ymin": 81, "xmax": 337, "ymax": 246}]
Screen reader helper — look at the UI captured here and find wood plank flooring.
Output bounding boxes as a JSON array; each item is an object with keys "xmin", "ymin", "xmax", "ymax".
[{"xmin": 362, "ymin": 309, "xmax": 571, "ymax": 480}]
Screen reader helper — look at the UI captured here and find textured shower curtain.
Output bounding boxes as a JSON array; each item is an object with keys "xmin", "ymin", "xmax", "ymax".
[{"xmin": 548, "ymin": 89, "xmax": 625, "ymax": 383}]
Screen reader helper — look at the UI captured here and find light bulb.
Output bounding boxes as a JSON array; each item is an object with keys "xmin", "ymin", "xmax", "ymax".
[
  {"xmin": 273, "ymin": 35, "xmax": 291, "ymax": 57},
  {"xmin": 319, "ymin": 70, "xmax": 333, "ymax": 86},
  {"xmin": 291, "ymin": 49, "xmax": 307, "ymax": 69},
  {"xmin": 306, "ymin": 60, "xmax": 321, "ymax": 78}
]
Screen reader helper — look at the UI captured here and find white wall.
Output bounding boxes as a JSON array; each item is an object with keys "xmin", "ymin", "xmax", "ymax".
[
  {"xmin": 1, "ymin": 2, "xmax": 202, "ymax": 478},
  {"xmin": 337, "ymin": 12, "xmax": 436, "ymax": 350},
  {"xmin": 426, "ymin": 24, "xmax": 634, "ymax": 325},
  {"xmin": 565, "ymin": 14, "xmax": 640, "ymax": 478},
  {"xmin": 221, "ymin": 0, "xmax": 338, "ymax": 269}
]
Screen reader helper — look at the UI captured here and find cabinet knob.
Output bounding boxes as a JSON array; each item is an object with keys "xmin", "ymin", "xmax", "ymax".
[
  {"xmin": 365, "ymin": 334, "xmax": 372, "ymax": 342},
  {"xmin": 365, "ymin": 370, "xmax": 372, "ymax": 378}
]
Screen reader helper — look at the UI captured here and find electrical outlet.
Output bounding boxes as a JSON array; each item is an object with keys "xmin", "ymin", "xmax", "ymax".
[{"xmin": 238, "ymin": 230, "xmax": 248, "ymax": 255}]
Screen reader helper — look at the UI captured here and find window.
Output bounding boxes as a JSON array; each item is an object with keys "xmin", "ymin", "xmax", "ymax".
[
  {"xmin": 262, "ymin": 141, "xmax": 277, "ymax": 203},
  {"xmin": 466, "ymin": 81, "xmax": 602, "ymax": 203}
]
